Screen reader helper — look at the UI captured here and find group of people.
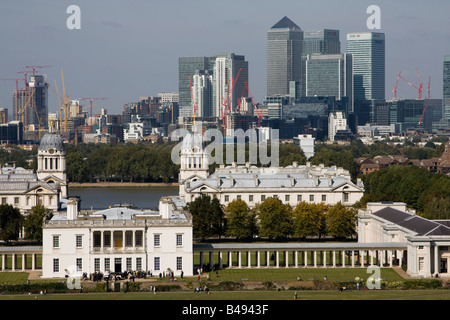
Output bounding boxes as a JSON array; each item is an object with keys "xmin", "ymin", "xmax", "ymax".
[{"xmin": 87, "ymin": 270, "xmax": 149, "ymax": 282}]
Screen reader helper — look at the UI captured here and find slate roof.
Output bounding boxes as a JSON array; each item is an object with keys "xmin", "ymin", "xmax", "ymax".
[{"xmin": 373, "ymin": 207, "xmax": 450, "ymax": 236}]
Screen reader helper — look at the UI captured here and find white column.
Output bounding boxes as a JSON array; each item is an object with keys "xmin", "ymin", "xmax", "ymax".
[
  {"xmin": 361, "ymin": 250, "xmax": 365, "ymax": 267},
  {"xmin": 333, "ymin": 251, "xmax": 336, "ymax": 268},
  {"xmin": 228, "ymin": 251, "xmax": 232, "ymax": 268},
  {"xmin": 32, "ymin": 254, "xmax": 36, "ymax": 271},
  {"xmin": 313, "ymin": 251, "xmax": 317, "ymax": 267},
  {"xmin": 304, "ymin": 251, "xmax": 308, "ymax": 267},
  {"xmin": 257, "ymin": 251, "xmax": 261, "ymax": 268},
  {"xmin": 219, "ymin": 251, "xmax": 223, "ymax": 269},
  {"xmin": 238, "ymin": 251, "xmax": 242, "ymax": 268},
  {"xmin": 370, "ymin": 250, "xmax": 374, "ymax": 266},
  {"xmin": 22, "ymin": 254, "xmax": 25, "ymax": 271},
  {"xmin": 267, "ymin": 251, "xmax": 270, "ymax": 267},
  {"xmin": 352, "ymin": 251, "xmax": 355, "ymax": 268},
  {"xmin": 247, "ymin": 251, "xmax": 251, "ymax": 268},
  {"xmin": 434, "ymin": 246, "xmax": 439, "ymax": 276},
  {"xmin": 323, "ymin": 251, "xmax": 327, "ymax": 267},
  {"xmin": 342, "ymin": 250, "xmax": 345, "ymax": 267},
  {"xmin": 276, "ymin": 251, "xmax": 279, "ymax": 268},
  {"xmin": 286, "ymin": 251, "xmax": 289, "ymax": 268},
  {"xmin": 295, "ymin": 251, "xmax": 298, "ymax": 268},
  {"xmin": 12, "ymin": 254, "xmax": 16, "ymax": 271}
]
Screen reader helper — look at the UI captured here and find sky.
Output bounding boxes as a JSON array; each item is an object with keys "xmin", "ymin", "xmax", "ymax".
[{"xmin": 0, "ymin": 0, "xmax": 449, "ymax": 115}]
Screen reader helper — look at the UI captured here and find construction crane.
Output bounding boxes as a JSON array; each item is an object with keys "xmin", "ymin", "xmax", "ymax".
[
  {"xmin": 0, "ymin": 78, "xmax": 21, "ymax": 119},
  {"xmin": 59, "ymin": 67, "xmax": 70, "ymax": 133},
  {"xmin": 398, "ymin": 69, "xmax": 423, "ymax": 100},
  {"xmin": 17, "ymin": 87, "xmax": 36, "ymax": 126},
  {"xmin": 427, "ymin": 76, "xmax": 431, "ymax": 99},
  {"xmin": 419, "ymin": 101, "xmax": 427, "ymax": 128},
  {"xmin": 392, "ymin": 71, "xmax": 401, "ymax": 100},
  {"xmin": 24, "ymin": 65, "xmax": 51, "ymax": 76},
  {"xmin": 220, "ymin": 68, "xmax": 242, "ymax": 132},
  {"xmin": 79, "ymin": 97, "xmax": 109, "ymax": 119}
]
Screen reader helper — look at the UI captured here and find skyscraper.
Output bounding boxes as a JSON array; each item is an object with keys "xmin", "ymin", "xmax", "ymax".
[
  {"xmin": 301, "ymin": 29, "xmax": 341, "ymax": 97},
  {"xmin": 192, "ymin": 70, "xmax": 213, "ymax": 118},
  {"xmin": 213, "ymin": 53, "xmax": 248, "ymax": 118},
  {"xmin": 178, "ymin": 57, "xmax": 216, "ymax": 117},
  {"xmin": 346, "ymin": 32, "xmax": 385, "ymax": 101},
  {"xmin": 444, "ymin": 55, "xmax": 450, "ymax": 121},
  {"xmin": 13, "ymin": 74, "xmax": 48, "ymax": 130},
  {"xmin": 305, "ymin": 53, "xmax": 353, "ymax": 110},
  {"xmin": 267, "ymin": 16, "xmax": 303, "ymax": 97}
]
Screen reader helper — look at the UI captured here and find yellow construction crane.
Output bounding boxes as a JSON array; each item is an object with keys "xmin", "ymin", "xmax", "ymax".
[
  {"xmin": 45, "ymin": 67, "xmax": 70, "ymax": 133},
  {"xmin": 60, "ymin": 67, "xmax": 70, "ymax": 133}
]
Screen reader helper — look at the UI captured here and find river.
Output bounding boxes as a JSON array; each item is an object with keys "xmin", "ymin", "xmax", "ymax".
[{"xmin": 68, "ymin": 186, "xmax": 179, "ymax": 210}]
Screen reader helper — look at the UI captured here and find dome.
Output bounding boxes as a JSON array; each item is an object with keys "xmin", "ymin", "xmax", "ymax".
[
  {"xmin": 181, "ymin": 131, "xmax": 203, "ymax": 152},
  {"xmin": 38, "ymin": 134, "xmax": 65, "ymax": 152}
]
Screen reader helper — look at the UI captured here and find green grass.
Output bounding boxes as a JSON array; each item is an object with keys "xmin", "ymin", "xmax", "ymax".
[{"xmin": 2, "ymin": 290, "xmax": 450, "ymax": 300}]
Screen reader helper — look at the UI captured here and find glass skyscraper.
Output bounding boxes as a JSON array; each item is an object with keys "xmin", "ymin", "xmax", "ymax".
[
  {"xmin": 346, "ymin": 32, "xmax": 385, "ymax": 101},
  {"xmin": 444, "ymin": 55, "xmax": 450, "ymax": 120},
  {"xmin": 305, "ymin": 53, "xmax": 353, "ymax": 111},
  {"xmin": 267, "ymin": 16, "xmax": 303, "ymax": 97}
]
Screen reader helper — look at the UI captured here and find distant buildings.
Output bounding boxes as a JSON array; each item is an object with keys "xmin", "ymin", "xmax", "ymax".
[
  {"xmin": 443, "ymin": 55, "xmax": 450, "ymax": 121},
  {"xmin": 346, "ymin": 32, "xmax": 385, "ymax": 101},
  {"xmin": 293, "ymin": 134, "xmax": 315, "ymax": 159},
  {"xmin": 267, "ymin": 16, "xmax": 303, "ymax": 97},
  {"xmin": 328, "ymin": 111, "xmax": 352, "ymax": 142}
]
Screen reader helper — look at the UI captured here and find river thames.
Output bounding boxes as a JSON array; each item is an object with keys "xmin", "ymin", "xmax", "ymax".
[{"xmin": 69, "ymin": 186, "xmax": 179, "ymax": 210}]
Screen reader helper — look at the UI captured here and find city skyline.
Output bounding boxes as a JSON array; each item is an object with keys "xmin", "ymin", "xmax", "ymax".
[{"xmin": 0, "ymin": 0, "xmax": 450, "ymax": 114}]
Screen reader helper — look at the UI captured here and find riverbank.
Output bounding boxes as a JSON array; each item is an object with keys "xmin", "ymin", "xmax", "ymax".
[{"xmin": 69, "ymin": 182, "xmax": 178, "ymax": 188}]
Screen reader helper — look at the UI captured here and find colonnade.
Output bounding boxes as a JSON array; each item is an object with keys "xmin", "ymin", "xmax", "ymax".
[
  {"xmin": 0, "ymin": 252, "xmax": 41, "ymax": 271},
  {"xmin": 194, "ymin": 243, "xmax": 407, "ymax": 270}
]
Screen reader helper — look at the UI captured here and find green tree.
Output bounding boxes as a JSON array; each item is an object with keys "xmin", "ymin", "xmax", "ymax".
[
  {"xmin": 0, "ymin": 204, "xmax": 23, "ymax": 243},
  {"xmin": 66, "ymin": 152, "xmax": 90, "ymax": 182},
  {"xmin": 292, "ymin": 202, "xmax": 328, "ymax": 239},
  {"xmin": 186, "ymin": 195, "xmax": 226, "ymax": 241},
  {"xmin": 325, "ymin": 202, "xmax": 357, "ymax": 239},
  {"xmin": 225, "ymin": 199, "xmax": 258, "ymax": 239},
  {"xmin": 257, "ymin": 197, "xmax": 293, "ymax": 240},
  {"xmin": 23, "ymin": 205, "xmax": 52, "ymax": 242}
]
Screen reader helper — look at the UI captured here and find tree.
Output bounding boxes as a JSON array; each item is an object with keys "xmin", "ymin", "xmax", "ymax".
[
  {"xmin": 292, "ymin": 202, "xmax": 327, "ymax": 239},
  {"xmin": 326, "ymin": 202, "xmax": 357, "ymax": 239},
  {"xmin": 23, "ymin": 205, "xmax": 52, "ymax": 242},
  {"xmin": 66, "ymin": 152, "xmax": 90, "ymax": 182},
  {"xmin": 257, "ymin": 197, "xmax": 293, "ymax": 240},
  {"xmin": 186, "ymin": 195, "xmax": 226, "ymax": 241},
  {"xmin": 0, "ymin": 204, "xmax": 23, "ymax": 243},
  {"xmin": 225, "ymin": 199, "xmax": 258, "ymax": 239}
]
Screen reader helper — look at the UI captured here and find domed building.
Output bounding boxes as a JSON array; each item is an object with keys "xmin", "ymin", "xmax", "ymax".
[{"xmin": 0, "ymin": 133, "xmax": 68, "ymax": 215}]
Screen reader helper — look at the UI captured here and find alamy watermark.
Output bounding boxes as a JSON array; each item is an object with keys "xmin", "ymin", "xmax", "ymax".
[
  {"xmin": 66, "ymin": 5, "xmax": 81, "ymax": 30},
  {"xmin": 366, "ymin": 5, "xmax": 381, "ymax": 30}
]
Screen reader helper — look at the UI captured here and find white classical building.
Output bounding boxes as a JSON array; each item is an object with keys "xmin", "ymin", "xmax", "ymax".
[
  {"xmin": 358, "ymin": 202, "xmax": 450, "ymax": 278},
  {"xmin": 178, "ymin": 130, "xmax": 364, "ymax": 208},
  {"xmin": 42, "ymin": 196, "xmax": 193, "ymax": 278},
  {"xmin": 0, "ymin": 133, "xmax": 68, "ymax": 214}
]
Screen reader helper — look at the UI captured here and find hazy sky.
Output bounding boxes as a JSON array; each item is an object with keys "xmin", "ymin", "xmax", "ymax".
[{"xmin": 1, "ymin": 0, "xmax": 449, "ymax": 114}]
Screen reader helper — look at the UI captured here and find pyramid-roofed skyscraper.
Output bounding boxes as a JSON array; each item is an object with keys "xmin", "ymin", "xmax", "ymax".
[{"xmin": 267, "ymin": 16, "xmax": 303, "ymax": 97}]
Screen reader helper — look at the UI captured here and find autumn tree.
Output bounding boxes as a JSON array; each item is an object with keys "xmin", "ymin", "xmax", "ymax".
[
  {"xmin": 257, "ymin": 197, "xmax": 293, "ymax": 240},
  {"xmin": 292, "ymin": 202, "xmax": 328, "ymax": 239},
  {"xmin": 225, "ymin": 199, "xmax": 258, "ymax": 240},
  {"xmin": 325, "ymin": 202, "xmax": 357, "ymax": 239}
]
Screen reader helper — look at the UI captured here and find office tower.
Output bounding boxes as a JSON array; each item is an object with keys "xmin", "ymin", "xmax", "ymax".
[
  {"xmin": 328, "ymin": 111, "xmax": 351, "ymax": 141},
  {"xmin": 178, "ymin": 57, "xmax": 216, "ymax": 117},
  {"xmin": 346, "ymin": 32, "xmax": 385, "ymax": 101},
  {"xmin": 444, "ymin": 55, "xmax": 450, "ymax": 120},
  {"xmin": 306, "ymin": 53, "xmax": 353, "ymax": 110},
  {"xmin": 0, "ymin": 108, "xmax": 8, "ymax": 124},
  {"xmin": 267, "ymin": 16, "xmax": 303, "ymax": 97},
  {"xmin": 303, "ymin": 29, "xmax": 341, "ymax": 55},
  {"xmin": 13, "ymin": 74, "xmax": 48, "ymax": 130},
  {"xmin": 301, "ymin": 29, "xmax": 341, "ymax": 97},
  {"xmin": 192, "ymin": 70, "xmax": 214, "ymax": 117},
  {"xmin": 213, "ymin": 53, "xmax": 248, "ymax": 117}
]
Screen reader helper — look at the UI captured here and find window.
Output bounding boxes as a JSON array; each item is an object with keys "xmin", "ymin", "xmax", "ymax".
[
  {"xmin": 53, "ymin": 259, "xmax": 59, "ymax": 273},
  {"xmin": 418, "ymin": 257, "xmax": 425, "ymax": 271},
  {"xmin": 53, "ymin": 235, "xmax": 60, "ymax": 248},
  {"xmin": 249, "ymin": 195, "xmax": 253, "ymax": 202},
  {"xmin": 94, "ymin": 258, "xmax": 100, "ymax": 272},
  {"xmin": 76, "ymin": 235, "xmax": 83, "ymax": 248},
  {"xmin": 126, "ymin": 258, "xmax": 132, "ymax": 270},
  {"xmin": 76, "ymin": 258, "xmax": 82, "ymax": 272},
  {"xmin": 176, "ymin": 257, "xmax": 183, "ymax": 271},
  {"xmin": 237, "ymin": 195, "xmax": 241, "ymax": 200},
  {"xmin": 154, "ymin": 234, "xmax": 160, "ymax": 247},
  {"xmin": 126, "ymin": 232, "xmax": 133, "ymax": 247},
  {"xmin": 285, "ymin": 195, "xmax": 290, "ymax": 202},
  {"xmin": 14, "ymin": 197, "xmax": 19, "ymax": 205},
  {"xmin": 297, "ymin": 195, "xmax": 302, "ymax": 202},
  {"xmin": 1, "ymin": 197, "xmax": 6, "ymax": 204},
  {"xmin": 176, "ymin": 234, "xmax": 183, "ymax": 247},
  {"xmin": 310, "ymin": 195, "xmax": 314, "ymax": 202},
  {"xmin": 93, "ymin": 233, "xmax": 101, "ymax": 247},
  {"xmin": 135, "ymin": 232, "xmax": 143, "ymax": 246},
  {"xmin": 343, "ymin": 193, "xmax": 349, "ymax": 203},
  {"xmin": 104, "ymin": 233, "xmax": 111, "ymax": 247},
  {"xmin": 136, "ymin": 257, "xmax": 142, "ymax": 271},
  {"xmin": 322, "ymin": 195, "xmax": 326, "ymax": 202},
  {"xmin": 224, "ymin": 195, "xmax": 229, "ymax": 202},
  {"xmin": 261, "ymin": 195, "xmax": 266, "ymax": 201},
  {"xmin": 104, "ymin": 258, "xmax": 110, "ymax": 271},
  {"xmin": 154, "ymin": 257, "xmax": 160, "ymax": 271}
]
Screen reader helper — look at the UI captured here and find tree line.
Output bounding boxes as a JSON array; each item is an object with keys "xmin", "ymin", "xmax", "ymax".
[{"xmin": 186, "ymin": 196, "xmax": 357, "ymax": 241}]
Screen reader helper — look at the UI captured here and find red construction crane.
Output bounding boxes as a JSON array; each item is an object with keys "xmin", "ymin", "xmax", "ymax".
[
  {"xmin": 427, "ymin": 76, "xmax": 431, "ymax": 99},
  {"xmin": 0, "ymin": 78, "xmax": 21, "ymax": 119},
  {"xmin": 220, "ymin": 68, "xmax": 242, "ymax": 132},
  {"xmin": 392, "ymin": 71, "xmax": 401, "ymax": 100},
  {"xmin": 79, "ymin": 97, "xmax": 109, "ymax": 119},
  {"xmin": 419, "ymin": 101, "xmax": 427, "ymax": 128},
  {"xmin": 24, "ymin": 65, "xmax": 51, "ymax": 76},
  {"xmin": 241, "ymin": 81, "xmax": 263, "ymax": 126},
  {"xmin": 398, "ymin": 69, "xmax": 423, "ymax": 100}
]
